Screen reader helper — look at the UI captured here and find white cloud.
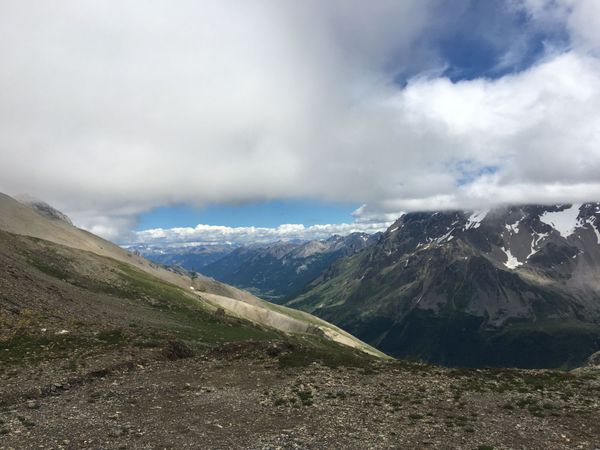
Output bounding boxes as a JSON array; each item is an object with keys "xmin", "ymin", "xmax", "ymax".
[
  {"xmin": 520, "ymin": 0, "xmax": 600, "ymax": 52},
  {"xmin": 129, "ymin": 221, "xmax": 391, "ymax": 246},
  {"xmin": 0, "ymin": 1, "xmax": 599, "ymax": 240}
]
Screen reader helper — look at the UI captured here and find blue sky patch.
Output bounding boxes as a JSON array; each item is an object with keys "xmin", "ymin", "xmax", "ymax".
[{"xmin": 136, "ymin": 199, "xmax": 360, "ymax": 230}]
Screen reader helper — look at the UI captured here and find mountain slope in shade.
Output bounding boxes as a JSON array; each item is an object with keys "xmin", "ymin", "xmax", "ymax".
[
  {"xmin": 200, "ymin": 233, "xmax": 381, "ymax": 301},
  {"xmin": 288, "ymin": 204, "xmax": 600, "ymax": 368},
  {"xmin": 0, "ymin": 192, "xmax": 384, "ymax": 357}
]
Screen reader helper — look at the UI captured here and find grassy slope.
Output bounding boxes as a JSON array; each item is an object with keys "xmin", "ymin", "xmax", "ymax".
[
  {"xmin": 287, "ymin": 252, "xmax": 364, "ymax": 312},
  {"xmin": 0, "ymin": 193, "xmax": 384, "ymax": 358},
  {"xmin": 0, "ymin": 231, "xmax": 379, "ymax": 368}
]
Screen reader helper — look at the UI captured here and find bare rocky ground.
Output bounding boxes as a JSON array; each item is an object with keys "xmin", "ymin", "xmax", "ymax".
[{"xmin": 1, "ymin": 342, "xmax": 599, "ymax": 450}]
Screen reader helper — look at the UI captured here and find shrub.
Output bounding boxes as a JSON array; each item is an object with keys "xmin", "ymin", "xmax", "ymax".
[{"xmin": 163, "ymin": 340, "xmax": 195, "ymax": 360}]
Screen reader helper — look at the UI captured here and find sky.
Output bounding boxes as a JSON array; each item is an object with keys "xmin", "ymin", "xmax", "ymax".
[
  {"xmin": 137, "ymin": 200, "xmax": 361, "ymax": 229},
  {"xmin": 1, "ymin": 0, "xmax": 600, "ymax": 245}
]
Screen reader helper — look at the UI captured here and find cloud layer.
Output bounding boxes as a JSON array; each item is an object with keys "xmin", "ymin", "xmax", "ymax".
[
  {"xmin": 130, "ymin": 220, "xmax": 390, "ymax": 246},
  {"xmin": 1, "ymin": 1, "xmax": 599, "ymax": 240}
]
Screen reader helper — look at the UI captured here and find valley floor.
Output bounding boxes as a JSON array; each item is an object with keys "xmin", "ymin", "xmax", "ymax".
[{"xmin": 1, "ymin": 343, "xmax": 599, "ymax": 450}]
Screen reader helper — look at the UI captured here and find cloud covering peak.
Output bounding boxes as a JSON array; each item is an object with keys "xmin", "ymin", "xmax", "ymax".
[{"xmin": 1, "ymin": 1, "xmax": 600, "ymax": 239}]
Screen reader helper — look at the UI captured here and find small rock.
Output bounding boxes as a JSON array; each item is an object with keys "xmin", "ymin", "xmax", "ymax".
[
  {"xmin": 26, "ymin": 400, "xmax": 40, "ymax": 409},
  {"xmin": 109, "ymin": 428, "xmax": 124, "ymax": 438},
  {"xmin": 586, "ymin": 350, "xmax": 600, "ymax": 367}
]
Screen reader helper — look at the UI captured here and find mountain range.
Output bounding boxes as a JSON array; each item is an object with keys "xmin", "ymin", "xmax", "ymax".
[
  {"xmin": 287, "ymin": 204, "xmax": 600, "ymax": 368},
  {"xmin": 9, "ymin": 193, "xmax": 600, "ymax": 369},
  {"xmin": 134, "ymin": 233, "xmax": 381, "ymax": 302},
  {"xmin": 125, "ymin": 242, "xmax": 238, "ymax": 271},
  {"xmin": 200, "ymin": 233, "xmax": 381, "ymax": 301}
]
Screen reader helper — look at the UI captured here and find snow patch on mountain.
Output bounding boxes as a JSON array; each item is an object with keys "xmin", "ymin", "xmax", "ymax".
[
  {"xmin": 539, "ymin": 204, "xmax": 582, "ymax": 238},
  {"xmin": 433, "ymin": 228, "xmax": 454, "ymax": 244},
  {"xmin": 426, "ymin": 228, "xmax": 455, "ymax": 245},
  {"xmin": 505, "ymin": 219, "xmax": 520, "ymax": 234},
  {"xmin": 501, "ymin": 247, "xmax": 522, "ymax": 269},
  {"xmin": 466, "ymin": 210, "xmax": 489, "ymax": 230},
  {"xmin": 436, "ymin": 229, "xmax": 454, "ymax": 243},
  {"xmin": 527, "ymin": 232, "xmax": 549, "ymax": 259}
]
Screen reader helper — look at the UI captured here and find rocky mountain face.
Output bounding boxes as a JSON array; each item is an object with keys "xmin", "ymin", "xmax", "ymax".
[
  {"xmin": 200, "ymin": 233, "xmax": 382, "ymax": 302},
  {"xmin": 24, "ymin": 200, "xmax": 74, "ymax": 225},
  {"xmin": 288, "ymin": 204, "xmax": 600, "ymax": 368}
]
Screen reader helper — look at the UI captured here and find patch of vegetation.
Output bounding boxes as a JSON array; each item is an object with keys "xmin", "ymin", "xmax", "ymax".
[
  {"xmin": 295, "ymin": 389, "xmax": 314, "ymax": 406},
  {"xmin": 96, "ymin": 329, "xmax": 128, "ymax": 345},
  {"xmin": 277, "ymin": 334, "xmax": 376, "ymax": 369},
  {"xmin": 26, "ymin": 253, "xmax": 72, "ymax": 280},
  {"xmin": 163, "ymin": 340, "xmax": 195, "ymax": 360},
  {"xmin": 443, "ymin": 365, "xmax": 582, "ymax": 400},
  {"xmin": 0, "ymin": 332, "xmax": 51, "ymax": 362},
  {"xmin": 0, "ymin": 329, "xmax": 128, "ymax": 365}
]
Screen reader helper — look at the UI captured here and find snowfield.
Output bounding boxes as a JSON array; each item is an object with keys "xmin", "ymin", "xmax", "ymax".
[{"xmin": 539, "ymin": 204, "xmax": 582, "ymax": 238}]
